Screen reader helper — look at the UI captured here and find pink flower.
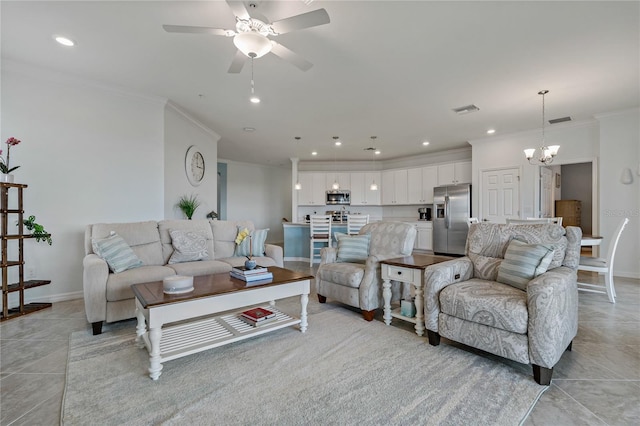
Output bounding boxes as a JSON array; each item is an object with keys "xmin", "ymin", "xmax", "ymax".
[
  {"xmin": 6, "ymin": 137, "xmax": 21, "ymax": 146},
  {"xmin": 0, "ymin": 137, "xmax": 22, "ymax": 174}
]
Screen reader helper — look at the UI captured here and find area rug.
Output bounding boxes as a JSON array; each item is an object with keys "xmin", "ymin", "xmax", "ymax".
[{"xmin": 62, "ymin": 304, "xmax": 546, "ymax": 425}]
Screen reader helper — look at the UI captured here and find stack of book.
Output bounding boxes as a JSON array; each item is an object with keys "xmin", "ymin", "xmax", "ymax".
[
  {"xmin": 239, "ymin": 307, "xmax": 277, "ymax": 327},
  {"xmin": 230, "ymin": 266, "xmax": 273, "ymax": 283}
]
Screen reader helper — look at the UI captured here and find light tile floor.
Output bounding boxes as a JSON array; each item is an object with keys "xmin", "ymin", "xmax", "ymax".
[{"xmin": 0, "ymin": 264, "xmax": 638, "ymax": 425}]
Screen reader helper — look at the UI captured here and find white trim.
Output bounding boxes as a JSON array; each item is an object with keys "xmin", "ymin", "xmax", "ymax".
[{"xmin": 166, "ymin": 101, "xmax": 221, "ymax": 140}]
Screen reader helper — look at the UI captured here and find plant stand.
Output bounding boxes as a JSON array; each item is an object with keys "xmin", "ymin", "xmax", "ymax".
[{"xmin": 1, "ymin": 182, "xmax": 51, "ymax": 321}]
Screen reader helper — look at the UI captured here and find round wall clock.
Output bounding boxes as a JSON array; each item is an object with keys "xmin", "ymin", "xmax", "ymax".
[{"xmin": 185, "ymin": 145, "xmax": 205, "ymax": 186}]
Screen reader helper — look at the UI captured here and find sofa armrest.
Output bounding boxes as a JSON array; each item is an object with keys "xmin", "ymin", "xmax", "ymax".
[
  {"xmin": 423, "ymin": 257, "xmax": 474, "ymax": 332},
  {"xmin": 527, "ymin": 266, "xmax": 578, "ymax": 368},
  {"xmin": 264, "ymin": 243, "xmax": 283, "ymax": 267},
  {"xmin": 82, "ymin": 254, "xmax": 110, "ymax": 324},
  {"xmin": 320, "ymin": 247, "xmax": 337, "ymax": 264}
]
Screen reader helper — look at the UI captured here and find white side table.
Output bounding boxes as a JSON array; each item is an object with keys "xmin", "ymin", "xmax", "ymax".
[{"xmin": 381, "ymin": 254, "xmax": 452, "ymax": 337}]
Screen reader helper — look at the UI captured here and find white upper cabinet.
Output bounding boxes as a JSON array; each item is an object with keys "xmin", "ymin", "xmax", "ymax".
[
  {"xmin": 382, "ymin": 169, "xmax": 408, "ymax": 205},
  {"xmin": 437, "ymin": 161, "xmax": 472, "ymax": 186},
  {"xmin": 350, "ymin": 172, "xmax": 381, "ymax": 205},
  {"xmin": 325, "ymin": 172, "xmax": 351, "ymax": 191},
  {"xmin": 407, "ymin": 166, "xmax": 438, "ymax": 204},
  {"xmin": 297, "ymin": 172, "xmax": 326, "ymax": 205}
]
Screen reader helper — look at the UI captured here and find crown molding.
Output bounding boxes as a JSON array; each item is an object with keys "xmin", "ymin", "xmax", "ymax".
[{"xmin": 165, "ymin": 100, "xmax": 221, "ymax": 141}]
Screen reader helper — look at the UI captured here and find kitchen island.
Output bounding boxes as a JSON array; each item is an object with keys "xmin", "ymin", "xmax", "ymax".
[{"xmin": 283, "ymin": 219, "xmax": 433, "ymax": 262}]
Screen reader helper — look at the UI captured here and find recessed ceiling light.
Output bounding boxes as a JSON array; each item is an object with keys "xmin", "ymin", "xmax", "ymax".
[
  {"xmin": 487, "ymin": 129, "xmax": 496, "ymax": 134},
  {"xmin": 311, "ymin": 151, "xmax": 318, "ymax": 156},
  {"xmin": 243, "ymin": 127, "xmax": 256, "ymax": 132},
  {"xmin": 249, "ymin": 96, "xmax": 260, "ymax": 104},
  {"xmin": 375, "ymin": 150, "xmax": 381, "ymax": 155},
  {"xmin": 422, "ymin": 141, "xmax": 430, "ymax": 146},
  {"xmin": 335, "ymin": 141, "xmax": 342, "ymax": 146},
  {"xmin": 54, "ymin": 36, "xmax": 75, "ymax": 47}
]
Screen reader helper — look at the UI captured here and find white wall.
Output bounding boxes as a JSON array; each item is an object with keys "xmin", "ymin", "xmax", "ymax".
[
  {"xmin": 470, "ymin": 111, "xmax": 639, "ymax": 279},
  {"xmin": 220, "ymin": 159, "xmax": 291, "ymax": 243},
  {"xmin": 1, "ymin": 62, "xmax": 165, "ymax": 302},
  {"xmin": 164, "ymin": 103, "xmax": 219, "ymax": 219}
]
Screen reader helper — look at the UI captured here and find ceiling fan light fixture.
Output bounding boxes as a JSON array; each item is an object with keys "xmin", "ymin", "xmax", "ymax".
[{"xmin": 233, "ymin": 32, "xmax": 272, "ymax": 58}]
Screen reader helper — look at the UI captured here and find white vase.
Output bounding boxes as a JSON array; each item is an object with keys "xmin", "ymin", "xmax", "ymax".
[{"xmin": 0, "ymin": 174, "xmax": 14, "ymax": 183}]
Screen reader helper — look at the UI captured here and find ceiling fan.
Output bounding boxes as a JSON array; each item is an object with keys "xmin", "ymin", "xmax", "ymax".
[{"xmin": 163, "ymin": 0, "xmax": 330, "ymax": 73}]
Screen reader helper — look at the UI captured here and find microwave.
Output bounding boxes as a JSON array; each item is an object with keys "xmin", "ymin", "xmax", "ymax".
[{"xmin": 326, "ymin": 190, "xmax": 350, "ymax": 205}]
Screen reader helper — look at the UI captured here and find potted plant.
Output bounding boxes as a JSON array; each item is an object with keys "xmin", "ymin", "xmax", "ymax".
[
  {"xmin": 0, "ymin": 137, "xmax": 21, "ymax": 183},
  {"xmin": 176, "ymin": 194, "xmax": 201, "ymax": 220},
  {"xmin": 23, "ymin": 215, "xmax": 52, "ymax": 245}
]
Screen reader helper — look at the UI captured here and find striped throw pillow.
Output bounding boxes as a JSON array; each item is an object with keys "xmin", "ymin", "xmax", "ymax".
[
  {"xmin": 336, "ymin": 233, "xmax": 371, "ymax": 263},
  {"xmin": 234, "ymin": 227, "xmax": 269, "ymax": 257},
  {"xmin": 92, "ymin": 232, "xmax": 143, "ymax": 273},
  {"xmin": 497, "ymin": 239, "xmax": 554, "ymax": 290}
]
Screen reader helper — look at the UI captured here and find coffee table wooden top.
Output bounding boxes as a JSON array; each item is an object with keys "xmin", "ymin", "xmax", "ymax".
[
  {"xmin": 132, "ymin": 266, "xmax": 313, "ymax": 308},
  {"xmin": 381, "ymin": 254, "xmax": 454, "ymax": 270}
]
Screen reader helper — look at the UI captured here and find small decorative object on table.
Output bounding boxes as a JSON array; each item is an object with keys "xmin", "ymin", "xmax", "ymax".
[
  {"xmin": 400, "ymin": 298, "xmax": 416, "ymax": 318},
  {"xmin": 234, "ymin": 227, "xmax": 256, "ymax": 269},
  {"xmin": 239, "ymin": 307, "xmax": 277, "ymax": 327},
  {"xmin": 0, "ymin": 137, "xmax": 21, "ymax": 183},
  {"xmin": 176, "ymin": 194, "xmax": 200, "ymax": 220},
  {"xmin": 162, "ymin": 275, "xmax": 194, "ymax": 294}
]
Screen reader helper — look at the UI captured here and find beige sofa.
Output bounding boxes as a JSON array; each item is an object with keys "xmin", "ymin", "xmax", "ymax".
[{"xmin": 83, "ymin": 219, "xmax": 283, "ymax": 334}]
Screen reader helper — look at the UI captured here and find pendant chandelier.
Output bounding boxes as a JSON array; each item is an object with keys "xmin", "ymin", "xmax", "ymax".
[
  {"xmin": 369, "ymin": 136, "xmax": 378, "ymax": 191},
  {"xmin": 524, "ymin": 90, "xmax": 560, "ymax": 165}
]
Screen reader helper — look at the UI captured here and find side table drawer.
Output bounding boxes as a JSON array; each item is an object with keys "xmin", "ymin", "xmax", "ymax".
[{"xmin": 383, "ymin": 265, "xmax": 421, "ymax": 283}]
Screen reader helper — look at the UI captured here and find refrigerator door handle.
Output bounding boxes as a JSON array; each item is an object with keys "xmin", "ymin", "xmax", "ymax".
[{"xmin": 444, "ymin": 195, "xmax": 450, "ymax": 229}]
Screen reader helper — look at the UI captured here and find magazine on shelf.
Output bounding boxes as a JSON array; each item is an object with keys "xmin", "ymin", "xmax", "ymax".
[
  {"xmin": 232, "ymin": 265, "xmax": 268, "ymax": 275},
  {"xmin": 230, "ymin": 271, "xmax": 273, "ymax": 282},
  {"xmin": 240, "ymin": 307, "xmax": 276, "ymax": 321},
  {"xmin": 239, "ymin": 315, "xmax": 278, "ymax": 327}
]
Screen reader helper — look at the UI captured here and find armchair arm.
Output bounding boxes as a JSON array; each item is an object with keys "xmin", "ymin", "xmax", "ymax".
[
  {"xmin": 320, "ymin": 247, "xmax": 337, "ymax": 264},
  {"xmin": 527, "ymin": 266, "xmax": 578, "ymax": 368},
  {"xmin": 423, "ymin": 257, "xmax": 474, "ymax": 332},
  {"xmin": 264, "ymin": 243, "xmax": 283, "ymax": 267},
  {"xmin": 82, "ymin": 254, "xmax": 109, "ymax": 324}
]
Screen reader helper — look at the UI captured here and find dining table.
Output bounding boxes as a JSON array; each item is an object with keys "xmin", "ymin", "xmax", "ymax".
[{"xmin": 580, "ymin": 234, "xmax": 603, "ymax": 246}]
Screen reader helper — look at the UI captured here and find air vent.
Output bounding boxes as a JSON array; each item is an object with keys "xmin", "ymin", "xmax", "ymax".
[
  {"xmin": 548, "ymin": 116, "xmax": 572, "ymax": 124},
  {"xmin": 452, "ymin": 104, "xmax": 480, "ymax": 115},
  {"xmin": 364, "ymin": 147, "xmax": 376, "ymax": 151}
]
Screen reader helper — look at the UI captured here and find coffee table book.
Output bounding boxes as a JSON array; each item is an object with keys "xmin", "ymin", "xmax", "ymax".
[
  {"xmin": 241, "ymin": 306, "xmax": 275, "ymax": 321},
  {"xmin": 232, "ymin": 266, "xmax": 268, "ymax": 275},
  {"xmin": 230, "ymin": 271, "xmax": 273, "ymax": 282},
  {"xmin": 240, "ymin": 314, "xmax": 278, "ymax": 327}
]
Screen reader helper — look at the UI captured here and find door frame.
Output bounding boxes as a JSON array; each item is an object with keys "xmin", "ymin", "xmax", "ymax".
[{"xmin": 478, "ymin": 165, "xmax": 523, "ymax": 223}]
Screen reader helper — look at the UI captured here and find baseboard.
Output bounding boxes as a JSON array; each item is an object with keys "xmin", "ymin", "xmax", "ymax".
[
  {"xmin": 284, "ymin": 257, "xmax": 312, "ymax": 263},
  {"xmin": 25, "ymin": 291, "xmax": 84, "ymax": 304},
  {"xmin": 617, "ymin": 271, "xmax": 640, "ymax": 280}
]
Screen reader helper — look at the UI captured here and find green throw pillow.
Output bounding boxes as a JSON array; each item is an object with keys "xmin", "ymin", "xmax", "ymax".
[
  {"xmin": 92, "ymin": 232, "xmax": 143, "ymax": 273},
  {"xmin": 234, "ymin": 227, "xmax": 269, "ymax": 257},
  {"xmin": 336, "ymin": 233, "xmax": 370, "ymax": 263},
  {"xmin": 497, "ymin": 239, "xmax": 554, "ymax": 290}
]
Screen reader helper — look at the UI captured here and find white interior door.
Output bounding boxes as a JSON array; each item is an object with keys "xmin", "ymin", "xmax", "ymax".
[
  {"xmin": 540, "ymin": 167, "xmax": 554, "ymax": 218},
  {"xmin": 481, "ymin": 168, "xmax": 520, "ymax": 223}
]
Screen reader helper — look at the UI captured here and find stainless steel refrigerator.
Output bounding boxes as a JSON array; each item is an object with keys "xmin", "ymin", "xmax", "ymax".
[{"xmin": 433, "ymin": 184, "xmax": 471, "ymax": 255}]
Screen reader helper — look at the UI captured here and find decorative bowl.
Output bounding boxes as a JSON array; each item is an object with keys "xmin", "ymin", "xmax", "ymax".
[{"xmin": 163, "ymin": 275, "xmax": 194, "ymax": 294}]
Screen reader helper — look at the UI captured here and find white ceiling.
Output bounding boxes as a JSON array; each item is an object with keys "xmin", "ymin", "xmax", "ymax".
[{"xmin": 2, "ymin": 1, "xmax": 639, "ymax": 167}]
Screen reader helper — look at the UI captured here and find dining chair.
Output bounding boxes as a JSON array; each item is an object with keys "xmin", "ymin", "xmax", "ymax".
[
  {"xmin": 577, "ymin": 217, "xmax": 629, "ymax": 303},
  {"xmin": 526, "ymin": 217, "xmax": 563, "ymax": 225},
  {"xmin": 309, "ymin": 215, "xmax": 332, "ymax": 267},
  {"xmin": 506, "ymin": 218, "xmax": 550, "ymax": 224},
  {"xmin": 346, "ymin": 214, "xmax": 369, "ymax": 236},
  {"xmin": 467, "ymin": 217, "xmax": 479, "ymax": 228}
]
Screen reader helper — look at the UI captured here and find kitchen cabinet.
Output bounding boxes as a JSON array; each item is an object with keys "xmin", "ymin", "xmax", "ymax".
[
  {"xmin": 407, "ymin": 166, "xmax": 438, "ymax": 204},
  {"xmin": 325, "ymin": 172, "xmax": 350, "ymax": 191},
  {"xmin": 437, "ymin": 161, "xmax": 472, "ymax": 186},
  {"xmin": 350, "ymin": 172, "xmax": 381, "ymax": 205},
  {"xmin": 382, "ymin": 170, "xmax": 408, "ymax": 205},
  {"xmin": 411, "ymin": 221, "xmax": 433, "ymax": 251},
  {"xmin": 297, "ymin": 172, "xmax": 326, "ymax": 206}
]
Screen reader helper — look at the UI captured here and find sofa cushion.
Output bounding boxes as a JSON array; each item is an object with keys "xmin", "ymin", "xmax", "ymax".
[
  {"xmin": 335, "ymin": 232, "xmax": 370, "ymax": 263},
  {"xmin": 496, "ymin": 239, "xmax": 554, "ymax": 290},
  {"xmin": 91, "ymin": 221, "xmax": 164, "ymax": 266},
  {"xmin": 105, "ymin": 265, "xmax": 176, "ymax": 302},
  {"xmin": 168, "ymin": 230, "xmax": 209, "ymax": 264},
  {"xmin": 159, "ymin": 219, "xmax": 214, "ymax": 264},
  {"xmin": 439, "ymin": 279, "xmax": 529, "ymax": 334},
  {"xmin": 167, "ymin": 260, "xmax": 232, "ymax": 276},
  {"xmin": 211, "ymin": 220, "xmax": 255, "ymax": 259},
  {"xmin": 316, "ymin": 262, "xmax": 366, "ymax": 288},
  {"xmin": 92, "ymin": 232, "xmax": 143, "ymax": 273}
]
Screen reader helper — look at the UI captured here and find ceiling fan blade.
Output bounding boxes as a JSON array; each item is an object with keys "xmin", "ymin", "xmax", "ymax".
[
  {"xmin": 162, "ymin": 25, "xmax": 230, "ymax": 36},
  {"xmin": 228, "ymin": 50, "xmax": 246, "ymax": 73},
  {"xmin": 270, "ymin": 9, "xmax": 330, "ymax": 34},
  {"xmin": 270, "ymin": 41, "xmax": 313, "ymax": 72},
  {"xmin": 226, "ymin": 0, "xmax": 250, "ymax": 20}
]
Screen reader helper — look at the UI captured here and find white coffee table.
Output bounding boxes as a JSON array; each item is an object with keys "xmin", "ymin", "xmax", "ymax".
[{"xmin": 132, "ymin": 267, "xmax": 311, "ymax": 380}]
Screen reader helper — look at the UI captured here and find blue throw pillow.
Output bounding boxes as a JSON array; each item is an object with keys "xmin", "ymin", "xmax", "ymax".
[
  {"xmin": 92, "ymin": 232, "xmax": 143, "ymax": 273},
  {"xmin": 496, "ymin": 239, "xmax": 554, "ymax": 290},
  {"xmin": 336, "ymin": 233, "xmax": 370, "ymax": 263},
  {"xmin": 234, "ymin": 227, "xmax": 269, "ymax": 257}
]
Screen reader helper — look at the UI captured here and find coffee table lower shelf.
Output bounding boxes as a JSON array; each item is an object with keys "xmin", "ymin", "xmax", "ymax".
[{"xmin": 138, "ymin": 307, "xmax": 299, "ymax": 364}]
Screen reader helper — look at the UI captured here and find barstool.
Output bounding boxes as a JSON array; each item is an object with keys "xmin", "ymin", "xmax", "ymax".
[
  {"xmin": 309, "ymin": 215, "xmax": 332, "ymax": 267},
  {"xmin": 346, "ymin": 214, "xmax": 369, "ymax": 235}
]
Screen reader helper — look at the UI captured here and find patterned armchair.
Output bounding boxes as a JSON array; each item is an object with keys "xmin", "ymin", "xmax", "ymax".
[
  {"xmin": 316, "ymin": 222, "xmax": 417, "ymax": 321},
  {"xmin": 424, "ymin": 223, "xmax": 582, "ymax": 385}
]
